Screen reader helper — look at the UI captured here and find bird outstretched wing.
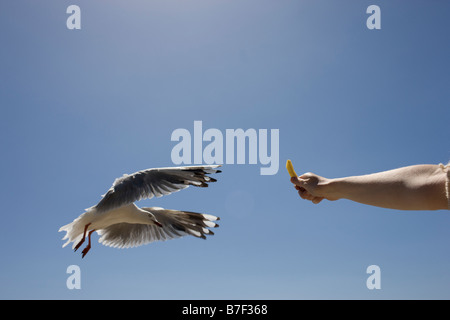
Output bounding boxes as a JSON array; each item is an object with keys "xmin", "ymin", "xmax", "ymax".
[
  {"xmin": 93, "ymin": 165, "xmax": 221, "ymax": 213},
  {"xmin": 97, "ymin": 208, "xmax": 220, "ymax": 248}
]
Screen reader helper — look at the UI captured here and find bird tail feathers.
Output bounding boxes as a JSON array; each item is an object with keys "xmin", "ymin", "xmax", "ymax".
[{"xmin": 58, "ymin": 210, "xmax": 94, "ymax": 249}]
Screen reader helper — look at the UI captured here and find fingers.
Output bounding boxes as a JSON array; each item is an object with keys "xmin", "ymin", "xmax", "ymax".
[
  {"xmin": 312, "ymin": 197, "xmax": 324, "ymax": 204},
  {"xmin": 290, "ymin": 176, "xmax": 300, "ymax": 185},
  {"xmin": 290, "ymin": 172, "xmax": 324, "ymax": 204},
  {"xmin": 290, "ymin": 176, "xmax": 309, "ymax": 187},
  {"xmin": 294, "ymin": 183, "xmax": 323, "ymax": 204},
  {"xmin": 297, "ymin": 188, "xmax": 323, "ymax": 204}
]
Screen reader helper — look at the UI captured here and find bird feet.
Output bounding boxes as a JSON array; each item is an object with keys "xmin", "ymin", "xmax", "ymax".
[
  {"xmin": 74, "ymin": 223, "xmax": 91, "ymax": 252},
  {"xmin": 81, "ymin": 244, "xmax": 91, "ymax": 258},
  {"xmin": 81, "ymin": 229, "xmax": 96, "ymax": 258},
  {"xmin": 74, "ymin": 238, "xmax": 85, "ymax": 252}
]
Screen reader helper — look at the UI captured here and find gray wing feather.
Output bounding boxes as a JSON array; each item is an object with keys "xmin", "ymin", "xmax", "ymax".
[
  {"xmin": 97, "ymin": 208, "xmax": 219, "ymax": 249},
  {"xmin": 97, "ymin": 223, "xmax": 186, "ymax": 248},
  {"xmin": 94, "ymin": 165, "xmax": 221, "ymax": 213}
]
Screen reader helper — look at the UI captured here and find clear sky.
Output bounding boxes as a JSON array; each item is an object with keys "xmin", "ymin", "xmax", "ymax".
[{"xmin": 0, "ymin": 0, "xmax": 449, "ymax": 299}]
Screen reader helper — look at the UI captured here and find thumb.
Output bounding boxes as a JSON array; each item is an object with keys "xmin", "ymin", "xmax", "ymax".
[{"xmin": 290, "ymin": 176, "xmax": 309, "ymax": 187}]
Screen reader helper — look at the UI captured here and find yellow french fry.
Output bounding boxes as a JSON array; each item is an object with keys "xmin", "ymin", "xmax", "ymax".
[{"xmin": 286, "ymin": 159, "xmax": 297, "ymax": 178}]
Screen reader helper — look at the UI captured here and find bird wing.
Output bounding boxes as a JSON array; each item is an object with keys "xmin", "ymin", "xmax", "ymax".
[
  {"xmin": 97, "ymin": 208, "xmax": 219, "ymax": 248},
  {"xmin": 93, "ymin": 165, "xmax": 221, "ymax": 213},
  {"xmin": 97, "ymin": 223, "xmax": 184, "ymax": 248}
]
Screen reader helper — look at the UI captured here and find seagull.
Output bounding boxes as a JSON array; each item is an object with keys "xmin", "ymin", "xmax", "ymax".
[{"xmin": 59, "ymin": 165, "xmax": 221, "ymax": 258}]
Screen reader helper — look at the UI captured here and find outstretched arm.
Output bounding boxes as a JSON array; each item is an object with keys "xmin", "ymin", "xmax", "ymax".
[{"xmin": 290, "ymin": 164, "xmax": 449, "ymax": 211}]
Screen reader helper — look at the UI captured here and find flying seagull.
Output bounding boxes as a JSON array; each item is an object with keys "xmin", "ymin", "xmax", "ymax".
[{"xmin": 59, "ymin": 165, "xmax": 221, "ymax": 258}]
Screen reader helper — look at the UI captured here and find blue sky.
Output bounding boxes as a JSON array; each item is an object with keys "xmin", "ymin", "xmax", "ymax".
[{"xmin": 0, "ymin": 0, "xmax": 449, "ymax": 299}]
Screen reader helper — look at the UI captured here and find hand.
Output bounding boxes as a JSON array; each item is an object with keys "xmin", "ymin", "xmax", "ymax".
[{"xmin": 290, "ymin": 173, "xmax": 338, "ymax": 204}]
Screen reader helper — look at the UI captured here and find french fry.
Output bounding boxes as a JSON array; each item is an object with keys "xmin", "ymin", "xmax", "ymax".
[{"xmin": 286, "ymin": 159, "xmax": 297, "ymax": 178}]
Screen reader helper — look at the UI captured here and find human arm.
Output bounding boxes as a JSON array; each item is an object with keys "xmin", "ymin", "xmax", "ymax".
[{"xmin": 290, "ymin": 164, "xmax": 449, "ymax": 211}]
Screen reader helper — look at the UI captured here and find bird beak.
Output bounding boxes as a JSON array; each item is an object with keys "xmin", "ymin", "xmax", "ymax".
[{"xmin": 154, "ymin": 221, "xmax": 163, "ymax": 228}]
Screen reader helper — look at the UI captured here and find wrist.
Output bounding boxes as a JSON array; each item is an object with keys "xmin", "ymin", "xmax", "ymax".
[{"xmin": 324, "ymin": 178, "xmax": 346, "ymax": 201}]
